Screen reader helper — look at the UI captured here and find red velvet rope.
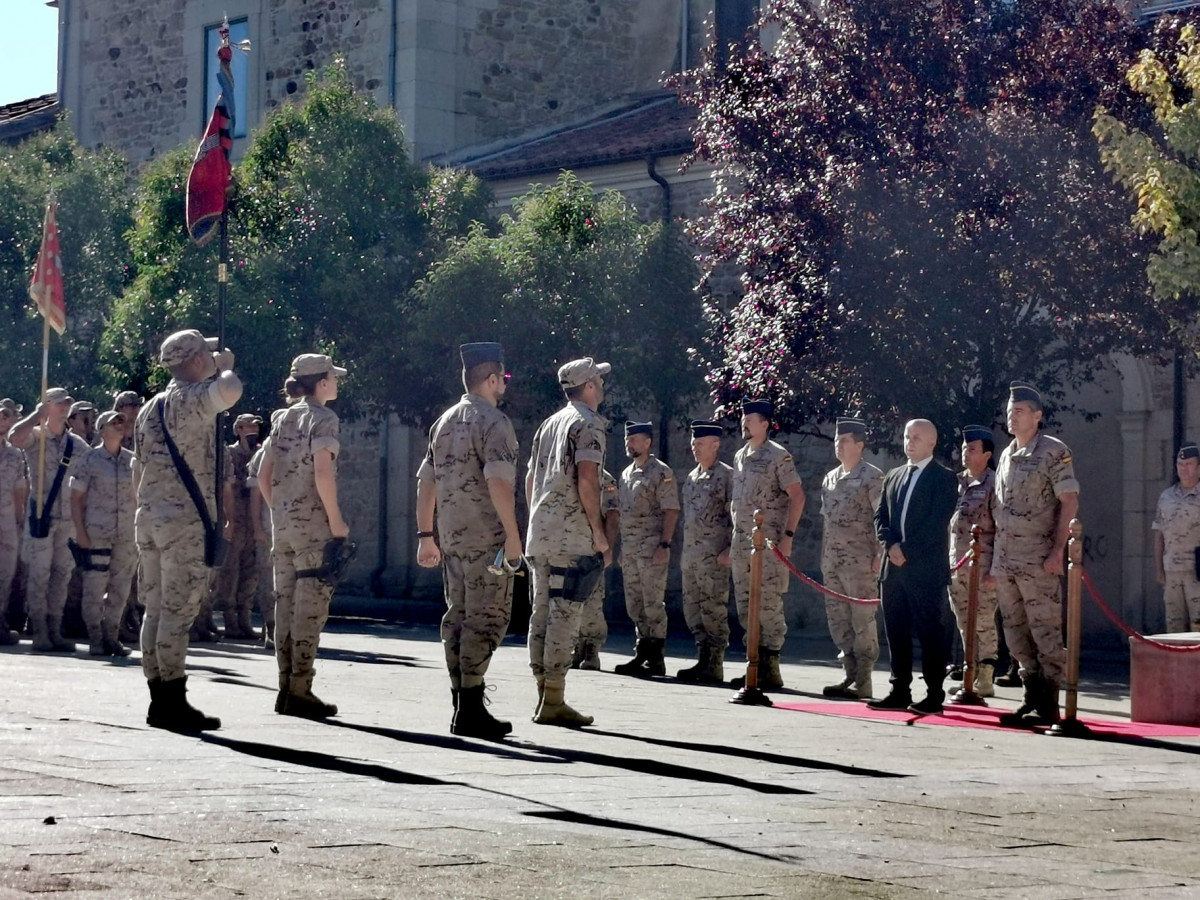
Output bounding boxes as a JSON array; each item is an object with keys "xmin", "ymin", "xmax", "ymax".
[
  {"xmin": 1081, "ymin": 570, "xmax": 1200, "ymax": 653},
  {"xmin": 765, "ymin": 544, "xmax": 972, "ymax": 606}
]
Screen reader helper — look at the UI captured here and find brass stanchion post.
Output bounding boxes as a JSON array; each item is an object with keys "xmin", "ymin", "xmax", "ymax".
[
  {"xmin": 1048, "ymin": 518, "xmax": 1091, "ymax": 737},
  {"xmin": 950, "ymin": 525, "xmax": 987, "ymax": 706},
  {"xmin": 732, "ymin": 510, "xmax": 773, "ymax": 707}
]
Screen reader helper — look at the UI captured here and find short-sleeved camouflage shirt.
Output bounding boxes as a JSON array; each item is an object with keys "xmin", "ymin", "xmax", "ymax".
[
  {"xmin": 70, "ymin": 445, "xmax": 136, "ymax": 543},
  {"xmin": 526, "ymin": 400, "xmax": 608, "ymax": 559},
  {"xmin": 950, "ymin": 467, "xmax": 996, "ymax": 572},
  {"xmin": 24, "ymin": 427, "xmax": 92, "ymax": 522},
  {"xmin": 992, "ymin": 433, "xmax": 1079, "ymax": 577},
  {"xmin": 0, "ymin": 443, "xmax": 28, "ymax": 532},
  {"xmin": 265, "ymin": 398, "xmax": 340, "ymax": 545},
  {"xmin": 1153, "ymin": 481, "xmax": 1200, "ymax": 572},
  {"xmin": 820, "ymin": 460, "xmax": 884, "ymax": 562},
  {"xmin": 682, "ymin": 461, "xmax": 733, "ymax": 559},
  {"xmin": 416, "ymin": 392, "xmax": 518, "ymax": 554},
  {"xmin": 731, "ymin": 440, "xmax": 801, "ymax": 541},
  {"xmin": 246, "ymin": 445, "xmax": 272, "ymax": 535},
  {"xmin": 618, "ymin": 456, "xmax": 680, "ymax": 557}
]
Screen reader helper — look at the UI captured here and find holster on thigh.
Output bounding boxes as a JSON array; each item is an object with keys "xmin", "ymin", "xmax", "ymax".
[{"xmin": 549, "ymin": 554, "xmax": 605, "ymax": 603}]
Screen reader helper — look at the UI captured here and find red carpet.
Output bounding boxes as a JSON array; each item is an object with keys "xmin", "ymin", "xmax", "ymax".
[{"xmin": 773, "ymin": 700, "xmax": 1200, "ymax": 739}]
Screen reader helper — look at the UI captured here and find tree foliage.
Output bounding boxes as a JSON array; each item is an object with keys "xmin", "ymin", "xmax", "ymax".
[{"xmin": 680, "ymin": 0, "xmax": 1172, "ymax": 448}]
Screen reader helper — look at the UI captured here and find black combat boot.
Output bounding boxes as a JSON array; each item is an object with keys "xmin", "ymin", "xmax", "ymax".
[
  {"xmin": 613, "ymin": 640, "xmax": 649, "ymax": 676},
  {"xmin": 452, "ymin": 684, "xmax": 513, "ymax": 740},
  {"xmin": 643, "ymin": 638, "xmax": 666, "ymax": 676},
  {"xmin": 150, "ymin": 677, "xmax": 221, "ymax": 731},
  {"xmin": 677, "ymin": 644, "xmax": 712, "ymax": 681}
]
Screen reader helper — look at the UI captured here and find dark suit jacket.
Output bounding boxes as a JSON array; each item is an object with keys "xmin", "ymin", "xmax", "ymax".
[{"xmin": 874, "ymin": 459, "xmax": 959, "ymax": 587}]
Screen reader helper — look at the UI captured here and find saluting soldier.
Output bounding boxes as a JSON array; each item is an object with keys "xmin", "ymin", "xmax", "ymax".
[
  {"xmin": 819, "ymin": 416, "xmax": 883, "ymax": 700},
  {"xmin": 416, "ymin": 342, "xmax": 522, "ymax": 740},
  {"xmin": 70, "ymin": 410, "xmax": 136, "ymax": 656},
  {"xmin": 676, "ymin": 419, "xmax": 733, "ymax": 684},
  {"xmin": 212, "ymin": 413, "xmax": 263, "ymax": 639},
  {"xmin": 1152, "ymin": 443, "xmax": 1200, "ymax": 633},
  {"xmin": 613, "ymin": 421, "xmax": 679, "ymax": 677},
  {"xmin": 729, "ymin": 399, "xmax": 806, "ymax": 690},
  {"xmin": 572, "ymin": 468, "xmax": 620, "ymax": 671},
  {"xmin": 8, "ymin": 387, "xmax": 90, "ymax": 653},
  {"xmin": 0, "ymin": 398, "xmax": 29, "ymax": 645},
  {"xmin": 992, "ymin": 381, "xmax": 1079, "ymax": 727}
]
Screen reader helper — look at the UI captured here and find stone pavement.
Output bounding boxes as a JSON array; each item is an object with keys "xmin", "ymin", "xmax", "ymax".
[{"xmin": 1, "ymin": 622, "xmax": 1198, "ymax": 899}]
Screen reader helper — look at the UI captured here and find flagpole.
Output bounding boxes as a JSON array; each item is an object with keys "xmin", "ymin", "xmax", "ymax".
[
  {"xmin": 214, "ymin": 208, "xmax": 228, "ymax": 534},
  {"xmin": 34, "ymin": 315, "xmax": 49, "ymax": 520}
]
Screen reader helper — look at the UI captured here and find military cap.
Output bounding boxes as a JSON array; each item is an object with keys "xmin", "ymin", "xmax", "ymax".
[
  {"xmin": 625, "ymin": 420, "xmax": 653, "ymax": 438},
  {"xmin": 161, "ymin": 329, "xmax": 218, "ymax": 367},
  {"xmin": 112, "ymin": 390, "xmax": 142, "ymax": 410},
  {"xmin": 234, "ymin": 413, "xmax": 263, "ymax": 430},
  {"xmin": 742, "ymin": 399, "xmax": 773, "ymax": 419},
  {"xmin": 835, "ymin": 416, "xmax": 867, "ymax": 437},
  {"xmin": 460, "ymin": 342, "xmax": 504, "ymax": 369},
  {"xmin": 558, "ymin": 357, "xmax": 611, "ymax": 389},
  {"xmin": 1008, "ymin": 381, "xmax": 1042, "ymax": 405},
  {"xmin": 1179, "ymin": 443, "xmax": 1200, "ymax": 461},
  {"xmin": 962, "ymin": 424, "xmax": 993, "ymax": 445},
  {"xmin": 43, "ymin": 387, "xmax": 73, "ymax": 405},
  {"xmin": 0, "ymin": 398, "xmax": 23, "ymax": 416},
  {"xmin": 690, "ymin": 419, "xmax": 723, "ymax": 439},
  {"xmin": 95, "ymin": 410, "xmax": 124, "ymax": 431},
  {"xmin": 68, "ymin": 401, "xmax": 96, "ymax": 418},
  {"xmin": 290, "ymin": 353, "xmax": 347, "ymax": 378}
]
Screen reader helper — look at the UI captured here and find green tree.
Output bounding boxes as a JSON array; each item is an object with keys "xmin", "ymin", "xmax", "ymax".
[{"xmin": 0, "ymin": 121, "xmax": 133, "ymax": 405}]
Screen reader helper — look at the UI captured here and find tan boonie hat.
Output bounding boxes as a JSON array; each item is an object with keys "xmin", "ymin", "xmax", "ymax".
[
  {"xmin": 234, "ymin": 413, "xmax": 263, "ymax": 429},
  {"xmin": 43, "ymin": 387, "xmax": 73, "ymax": 405},
  {"xmin": 112, "ymin": 390, "xmax": 142, "ymax": 410},
  {"xmin": 290, "ymin": 353, "xmax": 347, "ymax": 378},
  {"xmin": 0, "ymin": 398, "xmax": 22, "ymax": 416},
  {"xmin": 68, "ymin": 401, "xmax": 96, "ymax": 418},
  {"xmin": 557, "ymin": 357, "xmax": 611, "ymax": 389},
  {"xmin": 160, "ymin": 329, "xmax": 219, "ymax": 367},
  {"xmin": 95, "ymin": 410, "xmax": 124, "ymax": 431}
]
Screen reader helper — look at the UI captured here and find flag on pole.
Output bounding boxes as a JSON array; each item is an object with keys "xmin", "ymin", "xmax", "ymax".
[
  {"xmin": 29, "ymin": 196, "xmax": 65, "ymax": 335},
  {"xmin": 186, "ymin": 18, "xmax": 248, "ymax": 246}
]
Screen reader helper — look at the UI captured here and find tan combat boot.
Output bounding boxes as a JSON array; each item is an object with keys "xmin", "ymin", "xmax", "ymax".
[
  {"xmin": 974, "ymin": 662, "xmax": 995, "ymax": 698},
  {"xmin": 533, "ymin": 680, "xmax": 593, "ymax": 727},
  {"xmin": 578, "ymin": 643, "xmax": 602, "ymax": 670}
]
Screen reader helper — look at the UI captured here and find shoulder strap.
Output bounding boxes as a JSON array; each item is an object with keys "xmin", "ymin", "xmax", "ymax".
[
  {"xmin": 35, "ymin": 435, "xmax": 75, "ymax": 532},
  {"xmin": 157, "ymin": 396, "xmax": 216, "ymax": 536}
]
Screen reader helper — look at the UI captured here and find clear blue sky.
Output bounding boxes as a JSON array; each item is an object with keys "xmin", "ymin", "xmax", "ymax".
[{"xmin": 2, "ymin": 1, "xmax": 59, "ymax": 106}]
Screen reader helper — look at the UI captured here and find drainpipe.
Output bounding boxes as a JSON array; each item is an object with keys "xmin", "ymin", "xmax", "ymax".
[
  {"xmin": 647, "ymin": 156, "xmax": 671, "ymax": 225},
  {"xmin": 388, "ymin": 0, "xmax": 398, "ymax": 109},
  {"xmin": 370, "ymin": 415, "xmax": 390, "ymax": 596},
  {"xmin": 680, "ymin": 0, "xmax": 689, "ymax": 72}
]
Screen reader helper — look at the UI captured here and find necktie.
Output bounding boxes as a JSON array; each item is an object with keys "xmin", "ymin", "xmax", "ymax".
[{"xmin": 899, "ymin": 464, "xmax": 919, "ymax": 541}]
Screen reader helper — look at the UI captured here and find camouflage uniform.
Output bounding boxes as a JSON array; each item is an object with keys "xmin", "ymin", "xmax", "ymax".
[
  {"xmin": 681, "ymin": 460, "xmax": 733, "ymax": 648},
  {"xmin": 246, "ymin": 446, "xmax": 275, "ymax": 639},
  {"xmin": 1152, "ymin": 480, "xmax": 1200, "ymax": 632},
  {"xmin": 135, "ymin": 379, "xmax": 231, "ymax": 682},
  {"xmin": 617, "ymin": 456, "xmax": 679, "ymax": 642},
  {"xmin": 266, "ymin": 399, "xmax": 341, "ymax": 700},
  {"xmin": 211, "ymin": 441, "xmax": 259, "ymax": 634},
  {"xmin": 991, "ymin": 433, "xmax": 1079, "ymax": 686},
  {"xmin": 417, "ymin": 392, "xmax": 518, "ymax": 690},
  {"xmin": 820, "ymin": 459, "xmax": 883, "ymax": 689},
  {"xmin": 70, "ymin": 443, "xmax": 137, "ymax": 650},
  {"xmin": 730, "ymin": 440, "xmax": 801, "ymax": 652},
  {"xmin": 948, "ymin": 467, "xmax": 998, "ymax": 664},
  {"xmin": 577, "ymin": 470, "xmax": 619, "ymax": 652},
  {"xmin": 526, "ymin": 400, "xmax": 608, "ymax": 683},
  {"xmin": 0, "ymin": 443, "xmax": 27, "ymax": 640},
  {"xmin": 23, "ymin": 427, "xmax": 90, "ymax": 643}
]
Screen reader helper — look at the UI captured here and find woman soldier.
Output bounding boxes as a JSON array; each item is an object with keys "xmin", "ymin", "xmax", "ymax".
[{"xmin": 257, "ymin": 353, "xmax": 350, "ymax": 718}]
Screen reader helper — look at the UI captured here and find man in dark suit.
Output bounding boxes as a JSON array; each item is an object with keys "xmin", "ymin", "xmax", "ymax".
[{"xmin": 869, "ymin": 419, "xmax": 959, "ymax": 715}]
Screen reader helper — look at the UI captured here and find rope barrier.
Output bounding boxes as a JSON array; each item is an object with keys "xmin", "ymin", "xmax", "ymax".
[
  {"xmin": 1081, "ymin": 570, "xmax": 1200, "ymax": 654},
  {"xmin": 765, "ymin": 545, "xmax": 973, "ymax": 607}
]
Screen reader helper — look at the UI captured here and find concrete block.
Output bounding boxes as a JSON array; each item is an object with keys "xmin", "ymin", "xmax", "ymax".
[{"xmin": 1130, "ymin": 632, "xmax": 1200, "ymax": 725}]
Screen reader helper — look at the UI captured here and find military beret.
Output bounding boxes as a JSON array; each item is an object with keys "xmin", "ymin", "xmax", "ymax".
[
  {"xmin": 460, "ymin": 342, "xmax": 504, "ymax": 369},
  {"xmin": 690, "ymin": 419, "xmax": 723, "ymax": 439},
  {"xmin": 161, "ymin": 329, "xmax": 219, "ymax": 367},
  {"xmin": 95, "ymin": 410, "xmax": 124, "ymax": 431},
  {"xmin": 0, "ymin": 398, "xmax": 23, "ymax": 416},
  {"xmin": 68, "ymin": 401, "xmax": 96, "ymax": 418},
  {"xmin": 1009, "ymin": 381, "xmax": 1042, "ymax": 405},
  {"xmin": 234, "ymin": 413, "xmax": 263, "ymax": 429},
  {"xmin": 742, "ymin": 399, "xmax": 773, "ymax": 419},
  {"xmin": 43, "ymin": 387, "xmax": 73, "ymax": 405},
  {"xmin": 962, "ymin": 424, "xmax": 993, "ymax": 444},
  {"xmin": 112, "ymin": 390, "xmax": 142, "ymax": 411},
  {"xmin": 835, "ymin": 416, "xmax": 866, "ymax": 437},
  {"xmin": 558, "ymin": 357, "xmax": 611, "ymax": 389},
  {"xmin": 1179, "ymin": 443, "xmax": 1199, "ymax": 461},
  {"xmin": 625, "ymin": 420, "xmax": 653, "ymax": 438},
  {"xmin": 291, "ymin": 353, "xmax": 347, "ymax": 378}
]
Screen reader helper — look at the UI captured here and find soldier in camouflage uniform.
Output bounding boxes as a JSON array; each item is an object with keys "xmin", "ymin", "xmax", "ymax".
[
  {"xmin": 258, "ymin": 353, "xmax": 350, "ymax": 720},
  {"xmin": 70, "ymin": 410, "xmax": 136, "ymax": 657},
  {"xmin": 112, "ymin": 391, "xmax": 144, "ymax": 643},
  {"xmin": 526, "ymin": 358, "xmax": 611, "ymax": 727},
  {"xmin": 730, "ymin": 400, "xmax": 806, "ymax": 690},
  {"xmin": 9, "ymin": 387, "xmax": 90, "ymax": 653},
  {"xmin": 992, "ymin": 381, "xmax": 1080, "ymax": 727},
  {"xmin": 0, "ymin": 399, "xmax": 29, "ymax": 645},
  {"xmin": 211, "ymin": 414, "xmax": 263, "ymax": 639},
  {"xmin": 1152, "ymin": 443, "xmax": 1200, "ymax": 633},
  {"xmin": 134, "ymin": 329, "xmax": 242, "ymax": 731},
  {"xmin": 819, "ymin": 417, "xmax": 884, "ymax": 700},
  {"xmin": 246, "ymin": 445, "xmax": 276, "ymax": 648},
  {"xmin": 572, "ymin": 468, "xmax": 620, "ymax": 671},
  {"xmin": 416, "ymin": 342, "xmax": 522, "ymax": 740},
  {"xmin": 676, "ymin": 419, "xmax": 732, "ymax": 683},
  {"xmin": 613, "ymin": 421, "xmax": 679, "ymax": 677},
  {"xmin": 948, "ymin": 425, "xmax": 999, "ymax": 697},
  {"xmin": 67, "ymin": 401, "xmax": 97, "ymax": 445}
]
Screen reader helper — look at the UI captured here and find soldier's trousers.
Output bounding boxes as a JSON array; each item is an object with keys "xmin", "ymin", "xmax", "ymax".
[
  {"xmin": 273, "ymin": 535, "xmax": 333, "ymax": 694},
  {"xmin": 995, "ymin": 572, "xmax": 1065, "ymax": 686},
  {"xmin": 441, "ymin": 549, "xmax": 513, "ymax": 689},
  {"xmin": 254, "ymin": 537, "xmax": 275, "ymax": 631},
  {"xmin": 948, "ymin": 573, "xmax": 999, "ymax": 663},
  {"xmin": 731, "ymin": 540, "xmax": 788, "ymax": 652},
  {"xmin": 1162, "ymin": 570, "xmax": 1200, "ymax": 633},
  {"xmin": 527, "ymin": 555, "xmax": 586, "ymax": 682},
  {"xmin": 577, "ymin": 576, "xmax": 608, "ymax": 648},
  {"xmin": 25, "ymin": 519, "xmax": 74, "ymax": 624},
  {"xmin": 212, "ymin": 532, "xmax": 257, "ymax": 623},
  {"xmin": 821, "ymin": 566, "xmax": 879, "ymax": 682},
  {"xmin": 621, "ymin": 552, "xmax": 669, "ymax": 641},
  {"xmin": 81, "ymin": 541, "xmax": 138, "ymax": 641},
  {"xmin": 0, "ymin": 524, "xmax": 18, "ymax": 625},
  {"xmin": 138, "ymin": 519, "xmax": 208, "ymax": 682},
  {"xmin": 681, "ymin": 551, "xmax": 730, "ymax": 648}
]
